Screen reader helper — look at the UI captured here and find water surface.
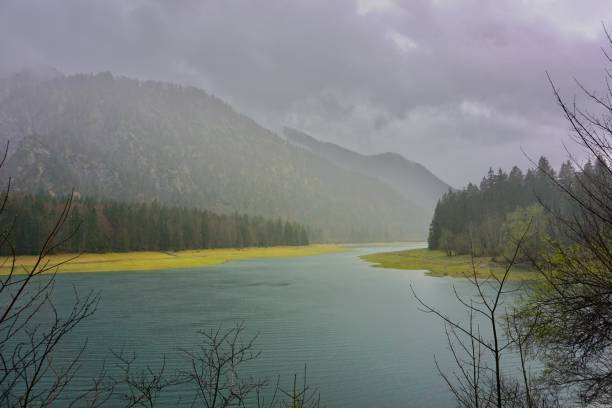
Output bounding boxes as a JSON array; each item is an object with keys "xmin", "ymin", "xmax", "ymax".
[{"xmin": 51, "ymin": 243, "xmax": 513, "ymax": 407}]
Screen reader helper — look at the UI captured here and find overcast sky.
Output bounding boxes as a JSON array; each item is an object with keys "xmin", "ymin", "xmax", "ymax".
[{"xmin": 1, "ymin": 0, "xmax": 611, "ymax": 186}]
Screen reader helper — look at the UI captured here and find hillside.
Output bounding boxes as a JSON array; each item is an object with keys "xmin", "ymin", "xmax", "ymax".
[
  {"xmin": 284, "ymin": 128, "xmax": 451, "ymax": 212},
  {"xmin": 0, "ymin": 73, "xmax": 435, "ymax": 242}
]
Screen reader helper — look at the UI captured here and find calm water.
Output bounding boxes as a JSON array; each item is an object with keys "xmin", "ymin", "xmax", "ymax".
[{"xmin": 49, "ymin": 244, "xmax": 519, "ymax": 407}]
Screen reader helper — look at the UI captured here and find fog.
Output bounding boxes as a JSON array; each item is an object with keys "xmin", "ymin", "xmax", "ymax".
[{"xmin": 1, "ymin": 0, "xmax": 610, "ymax": 186}]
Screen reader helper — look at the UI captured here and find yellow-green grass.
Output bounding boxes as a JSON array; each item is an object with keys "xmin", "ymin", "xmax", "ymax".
[
  {"xmin": 1, "ymin": 245, "xmax": 348, "ymax": 275},
  {"xmin": 361, "ymin": 248, "xmax": 539, "ymax": 280},
  {"xmin": 343, "ymin": 242, "xmax": 425, "ymax": 247}
]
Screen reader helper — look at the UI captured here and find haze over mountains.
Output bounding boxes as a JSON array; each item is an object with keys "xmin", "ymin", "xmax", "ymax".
[
  {"xmin": 0, "ymin": 72, "xmax": 449, "ymax": 242},
  {"xmin": 284, "ymin": 128, "xmax": 450, "ymax": 212}
]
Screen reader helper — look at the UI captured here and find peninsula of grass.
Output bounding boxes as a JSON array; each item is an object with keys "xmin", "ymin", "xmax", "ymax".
[
  {"xmin": 1, "ymin": 244, "xmax": 347, "ymax": 275},
  {"xmin": 361, "ymin": 248, "xmax": 539, "ymax": 280}
]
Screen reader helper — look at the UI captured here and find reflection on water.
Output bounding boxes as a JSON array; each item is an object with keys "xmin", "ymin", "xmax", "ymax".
[{"xmin": 48, "ymin": 244, "xmax": 519, "ymax": 407}]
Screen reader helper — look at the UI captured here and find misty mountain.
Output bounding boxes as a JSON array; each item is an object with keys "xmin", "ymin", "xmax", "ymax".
[
  {"xmin": 284, "ymin": 128, "xmax": 451, "ymax": 211},
  {"xmin": 0, "ymin": 73, "xmax": 435, "ymax": 242}
]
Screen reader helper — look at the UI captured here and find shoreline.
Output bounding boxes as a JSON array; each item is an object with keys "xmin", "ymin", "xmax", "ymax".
[
  {"xmin": 1, "ymin": 244, "xmax": 348, "ymax": 275},
  {"xmin": 361, "ymin": 248, "xmax": 539, "ymax": 281}
]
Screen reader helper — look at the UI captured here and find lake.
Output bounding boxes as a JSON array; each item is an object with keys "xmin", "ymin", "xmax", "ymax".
[{"xmin": 50, "ymin": 243, "xmax": 518, "ymax": 407}]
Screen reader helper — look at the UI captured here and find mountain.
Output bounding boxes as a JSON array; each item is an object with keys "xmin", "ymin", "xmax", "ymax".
[
  {"xmin": 284, "ymin": 128, "xmax": 451, "ymax": 212},
  {"xmin": 0, "ymin": 72, "xmax": 434, "ymax": 242}
]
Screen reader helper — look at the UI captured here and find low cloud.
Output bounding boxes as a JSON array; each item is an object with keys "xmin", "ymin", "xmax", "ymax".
[{"xmin": 0, "ymin": 0, "xmax": 610, "ymax": 185}]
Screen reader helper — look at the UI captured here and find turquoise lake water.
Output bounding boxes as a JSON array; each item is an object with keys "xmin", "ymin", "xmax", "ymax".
[{"xmin": 47, "ymin": 243, "xmax": 520, "ymax": 407}]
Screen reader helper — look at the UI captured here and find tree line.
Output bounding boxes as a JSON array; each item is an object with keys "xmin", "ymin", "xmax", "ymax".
[
  {"xmin": 426, "ymin": 155, "xmax": 603, "ymax": 261},
  {"xmin": 5, "ymin": 193, "xmax": 309, "ymax": 255}
]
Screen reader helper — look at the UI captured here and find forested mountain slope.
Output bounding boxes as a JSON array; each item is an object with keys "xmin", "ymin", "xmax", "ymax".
[
  {"xmin": 284, "ymin": 128, "xmax": 450, "ymax": 212},
  {"xmin": 0, "ymin": 72, "xmax": 430, "ymax": 242}
]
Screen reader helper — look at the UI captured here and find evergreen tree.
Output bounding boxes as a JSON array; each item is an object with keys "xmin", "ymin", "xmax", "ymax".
[
  {"xmin": 2, "ymin": 194, "xmax": 310, "ymax": 255},
  {"xmin": 428, "ymin": 157, "xmax": 575, "ymax": 257}
]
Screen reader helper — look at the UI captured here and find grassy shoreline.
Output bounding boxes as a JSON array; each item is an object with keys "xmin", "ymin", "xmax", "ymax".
[
  {"xmin": 2, "ymin": 244, "xmax": 348, "ymax": 275},
  {"xmin": 361, "ymin": 248, "xmax": 538, "ymax": 280}
]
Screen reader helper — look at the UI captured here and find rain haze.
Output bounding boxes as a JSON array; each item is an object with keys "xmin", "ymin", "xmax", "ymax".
[
  {"xmin": 2, "ymin": 0, "xmax": 611, "ymax": 186},
  {"xmin": 1, "ymin": 2, "xmax": 612, "ymax": 407}
]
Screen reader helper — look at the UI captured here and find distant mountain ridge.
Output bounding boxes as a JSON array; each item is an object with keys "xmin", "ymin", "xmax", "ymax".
[
  {"xmin": 0, "ymin": 72, "xmax": 443, "ymax": 242},
  {"xmin": 284, "ymin": 128, "xmax": 450, "ymax": 212}
]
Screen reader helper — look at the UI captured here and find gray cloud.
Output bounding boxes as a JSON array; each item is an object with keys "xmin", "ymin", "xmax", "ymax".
[{"xmin": 1, "ymin": 0, "xmax": 610, "ymax": 186}]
